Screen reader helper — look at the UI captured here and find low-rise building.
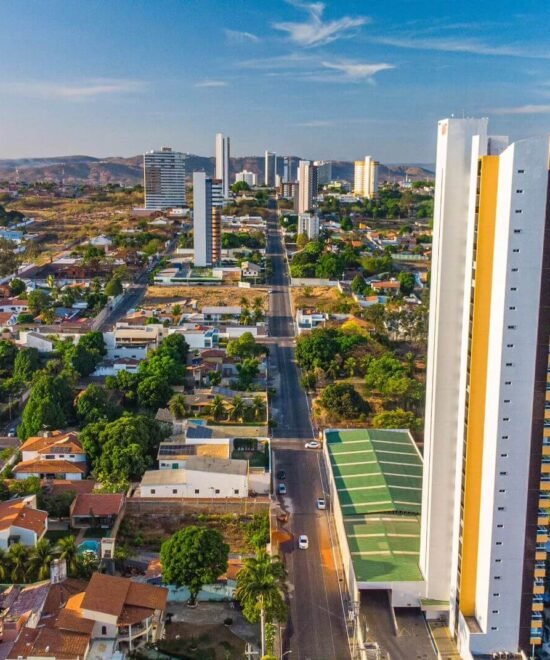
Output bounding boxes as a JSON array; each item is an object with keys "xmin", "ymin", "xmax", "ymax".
[
  {"xmin": 240, "ymin": 261, "xmax": 262, "ymax": 279},
  {"xmin": 69, "ymin": 493, "xmax": 125, "ymax": 530},
  {"xmin": 295, "ymin": 309, "xmax": 328, "ymax": 334},
  {"xmin": 0, "ymin": 496, "xmax": 48, "ymax": 550}
]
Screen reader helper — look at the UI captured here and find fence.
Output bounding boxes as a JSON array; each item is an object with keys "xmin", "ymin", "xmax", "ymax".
[{"xmin": 126, "ymin": 496, "xmax": 271, "ymax": 516}]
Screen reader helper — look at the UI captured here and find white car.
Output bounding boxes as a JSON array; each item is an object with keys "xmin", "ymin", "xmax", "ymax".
[
  {"xmin": 305, "ymin": 441, "xmax": 320, "ymax": 449},
  {"xmin": 278, "ymin": 483, "xmax": 287, "ymax": 495},
  {"xmin": 316, "ymin": 498, "xmax": 326, "ymax": 510},
  {"xmin": 298, "ymin": 535, "xmax": 309, "ymax": 550}
]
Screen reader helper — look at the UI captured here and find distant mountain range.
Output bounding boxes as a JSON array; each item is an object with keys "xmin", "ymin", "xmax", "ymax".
[{"xmin": 0, "ymin": 154, "xmax": 434, "ymax": 186}]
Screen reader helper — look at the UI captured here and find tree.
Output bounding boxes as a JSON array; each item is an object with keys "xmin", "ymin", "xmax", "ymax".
[
  {"xmin": 27, "ymin": 289, "xmax": 50, "ymax": 315},
  {"xmin": 139, "ymin": 353, "xmax": 185, "ymax": 385},
  {"xmin": 209, "ymin": 395, "xmax": 226, "ymax": 421},
  {"xmin": 228, "ymin": 395, "xmax": 246, "ymax": 422},
  {"xmin": 168, "ymin": 393, "xmax": 188, "ymax": 420},
  {"xmin": 372, "ymin": 408, "xmax": 421, "ymax": 433},
  {"xmin": 64, "ymin": 343, "xmax": 100, "ymax": 377},
  {"xmin": 300, "ymin": 370, "xmax": 317, "ymax": 392},
  {"xmin": 398, "ymin": 271, "xmax": 416, "ymax": 296},
  {"xmin": 0, "ymin": 548, "xmax": 8, "ymax": 581},
  {"xmin": 296, "ymin": 233, "xmax": 309, "ymax": 249},
  {"xmin": 236, "ymin": 550, "xmax": 287, "ymax": 657},
  {"xmin": 28, "ymin": 539, "xmax": 54, "ymax": 581},
  {"xmin": 0, "ymin": 237, "xmax": 18, "ymax": 277},
  {"xmin": 18, "ymin": 373, "xmax": 74, "ymax": 439},
  {"xmin": 208, "ymin": 371, "xmax": 222, "ymax": 386},
  {"xmin": 231, "ymin": 180, "xmax": 251, "ymax": 193},
  {"xmin": 75, "ymin": 383, "xmax": 119, "ymax": 425},
  {"xmin": 9, "ymin": 278, "xmax": 26, "ymax": 296},
  {"xmin": 78, "ymin": 332, "xmax": 106, "ymax": 357},
  {"xmin": 8, "ymin": 543, "xmax": 29, "ymax": 583},
  {"xmin": 104, "ymin": 276, "xmax": 123, "ymax": 297},
  {"xmin": 295, "ymin": 328, "xmax": 341, "ymax": 371},
  {"xmin": 13, "ymin": 348, "xmax": 40, "ymax": 382},
  {"xmin": 160, "ymin": 527, "xmax": 229, "ymax": 605},
  {"xmin": 137, "ymin": 376, "xmax": 172, "ymax": 410},
  {"xmin": 250, "ymin": 395, "xmax": 266, "ymax": 422},
  {"xmin": 319, "ymin": 383, "xmax": 369, "ymax": 420},
  {"xmin": 340, "ymin": 216, "xmax": 353, "ymax": 231},
  {"xmin": 236, "ymin": 358, "xmax": 260, "ymax": 391},
  {"xmin": 0, "ymin": 339, "xmax": 17, "ymax": 375},
  {"xmin": 227, "ymin": 332, "xmax": 264, "ymax": 360},
  {"xmin": 351, "ymin": 274, "xmax": 367, "ymax": 295},
  {"xmin": 37, "ymin": 489, "xmax": 75, "ymax": 518},
  {"xmin": 56, "ymin": 535, "xmax": 79, "ymax": 576}
]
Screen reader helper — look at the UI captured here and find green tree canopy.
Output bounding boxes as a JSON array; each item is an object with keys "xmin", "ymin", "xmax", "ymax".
[
  {"xmin": 0, "ymin": 339, "xmax": 17, "ymax": 376},
  {"xmin": 398, "ymin": 271, "xmax": 416, "ymax": 296},
  {"xmin": 18, "ymin": 373, "xmax": 74, "ymax": 439},
  {"xmin": 160, "ymin": 526, "xmax": 229, "ymax": 604},
  {"xmin": 75, "ymin": 383, "xmax": 120, "ymax": 425},
  {"xmin": 227, "ymin": 332, "xmax": 265, "ymax": 360},
  {"xmin": 104, "ymin": 276, "xmax": 123, "ymax": 297},
  {"xmin": 318, "ymin": 383, "xmax": 370, "ymax": 420},
  {"xmin": 9, "ymin": 278, "xmax": 26, "ymax": 296},
  {"xmin": 372, "ymin": 408, "xmax": 421, "ymax": 433},
  {"xmin": 13, "ymin": 348, "xmax": 40, "ymax": 382},
  {"xmin": 27, "ymin": 289, "xmax": 50, "ymax": 315},
  {"xmin": 137, "ymin": 376, "xmax": 172, "ymax": 410}
]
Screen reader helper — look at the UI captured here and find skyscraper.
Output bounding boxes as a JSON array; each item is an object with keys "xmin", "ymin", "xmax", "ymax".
[
  {"xmin": 314, "ymin": 160, "xmax": 332, "ymax": 185},
  {"xmin": 264, "ymin": 151, "xmax": 277, "ymax": 187},
  {"xmin": 143, "ymin": 147, "xmax": 186, "ymax": 210},
  {"xmin": 421, "ymin": 117, "xmax": 550, "ymax": 655},
  {"xmin": 283, "ymin": 156, "xmax": 294, "ymax": 183},
  {"xmin": 353, "ymin": 156, "xmax": 378, "ymax": 198},
  {"xmin": 235, "ymin": 170, "xmax": 257, "ymax": 187},
  {"xmin": 193, "ymin": 172, "xmax": 220, "ymax": 267},
  {"xmin": 215, "ymin": 133, "xmax": 230, "ymax": 198},
  {"xmin": 296, "ymin": 160, "xmax": 317, "ymax": 214}
]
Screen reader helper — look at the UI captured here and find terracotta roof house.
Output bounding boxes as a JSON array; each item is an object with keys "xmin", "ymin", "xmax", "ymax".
[
  {"xmin": 69, "ymin": 493, "xmax": 125, "ymax": 529},
  {"xmin": 13, "ymin": 431, "xmax": 87, "ymax": 482},
  {"xmin": 0, "ymin": 496, "xmax": 48, "ymax": 551},
  {"xmin": 12, "ymin": 459, "xmax": 86, "ymax": 481}
]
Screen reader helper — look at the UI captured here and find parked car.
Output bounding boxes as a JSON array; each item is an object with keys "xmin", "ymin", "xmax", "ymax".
[
  {"xmin": 278, "ymin": 483, "xmax": 287, "ymax": 495},
  {"xmin": 316, "ymin": 498, "xmax": 326, "ymax": 510},
  {"xmin": 277, "ymin": 470, "xmax": 286, "ymax": 480},
  {"xmin": 305, "ymin": 441, "xmax": 320, "ymax": 449},
  {"xmin": 7, "ymin": 428, "xmax": 16, "ymax": 437},
  {"xmin": 298, "ymin": 535, "xmax": 309, "ymax": 550}
]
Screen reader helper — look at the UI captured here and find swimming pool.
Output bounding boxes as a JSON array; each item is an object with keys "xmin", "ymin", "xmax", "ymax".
[{"xmin": 78, "ymin": 540, "xmax": 100, "ymax": 556}]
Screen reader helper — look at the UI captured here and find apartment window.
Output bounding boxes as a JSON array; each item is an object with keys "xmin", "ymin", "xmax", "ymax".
[
  {"xmin": 502, "ymin": 435, "xmax": 509, "ymax": 440},
  {"xmin": 503, "ymin": 400, "xmax": 510, "ymax": 404},
  {"xmin": 150, "ymin": 489, "xmax": 156, "ymax": 494},
  {"xmin": 215, "ymin": 489, "xmax": 220, "ymax": 494},
  {"xmin": 494, "ymin": 576, "xmax": 501, "ymax": 581},
  {"xmin": 498, "ymin": 507, "xmax": 505, "ymax": 511},
  {"xmin": 511, "ymin": 268, "xmax": 518, "ymax": 273},
  {"xmin": 510, "ymin": 286, "xmax": 517, "ymax": 291},
  {"xmin": 515, "ymin": 209, "xmax": 523, "ymax": 214},
  {"xmin": 506, "ymin": 363, "xmax": 513, "ymax": 367},
  {"xmin": 493, "ymin": 593, "xmax": 500, "ymax": 597},
  {"xmin": 516, "ymin": 189, "xmax": 524, "ymax": 193},
  {"xmin": 234, "ymin": 489, "xmax": 239, "ymax": 495},
  {"xmin": 518, "ymin": 169, "xmax": 525, "ymax": 173},
  {"xmin": 507, "ymin": 326, "xmax": 516, "ymax": 330},
  {"xmin": 495, "ymin": 560, "xmax": 502, "ymax": 564},
  {"xmin": 505, "ymin": 381, "xmax": 511, "ymax": 385},
  {"xmin": 492, "ymin": 610, "xmax": 499, "ymax": 614},
  {"xmin": 506, "ymin": 344, "xmax": 514, "ymax": 348},
  {"xmin": 499, "ymin": 489, "xmax": 506, "ymax": 493},
  {"xmin": 500, "ymin": 453, "xmax": 508, "ymax": 457},
  {"xmin": 509, "ymin": 306, "xmax": 516, "ymax": 310},
  {"xmin": 172, "ymin": 489, "xmax": 177, "ymax": 495},
  {"xmin": 499, "ymin": 472, "xmax": 507, "ymax": 476},
  {"xmin": 502, "ymin": 417, "xmax": 510, "ymax": 422},
  {"xmin": 513, "ymin": 230, "xmax": 522, "ymax": 235},
  {"xmin": 491, "ymin": 627, "xmax": 498, "ymax": 631},
  {"xmin": 102, "ymin": 626, "xmax": 107, "ymax": 635},
  {"xmin": 497, "ymin": 524, "xmax": 504, "ymax": 528},
  {"xmin": 496, "ymin": 541, "xmax": 503, "ymax": 545},
  {"xmin": 195, "ymin": 489, "xmax": 200, "ymax": 494},
  {"xmin": 512, "ymin": 249, "xmax": 520, "ymax": 253}
]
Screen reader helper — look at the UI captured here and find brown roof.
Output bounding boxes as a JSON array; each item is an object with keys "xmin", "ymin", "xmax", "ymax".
[
  {"xmin": 42, "ymin": 579, "xmax": 88, "ymax": 618},
  {"xmin": 13, "ymin": 459, "xmax": 86, "ymax": 475},
  {"xmin": 45, "ymin": 480, "xmax": 96, "ymax": 496},
  {"xmin": 0, "ymin": 499, "xmax": 47, "ymax": 536},
  {"xmin": 71, "ymin": 493, "xmax": 124, "ymax": 518},
  {"xmin": 20, "ymin": 432, "xmax": 82, "ymax": 454},
  {"xmin": 56, "ymin": 596, "xmax": 95, "ymax": 635},
  {"xmin": 10, "ymin": 625, "xmax": 91, "ymax": 660},
  {"xmin": 81, "ymin": 573, "xmax": 167, "ymax": 621}
]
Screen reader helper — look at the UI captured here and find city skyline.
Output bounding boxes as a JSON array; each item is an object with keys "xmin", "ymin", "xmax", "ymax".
[{"xmin": 1, "ymin": 1, "xmax": 549, "ymax": 162}]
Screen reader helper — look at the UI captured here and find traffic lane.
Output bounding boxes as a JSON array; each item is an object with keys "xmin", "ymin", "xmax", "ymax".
[
  {"xmin": 276, "ymin": 448, "xmax": 348, "ymax": 660},
  {"xmin": 271, "ymin": 345, "xmax": 312, "ymax": 440}
]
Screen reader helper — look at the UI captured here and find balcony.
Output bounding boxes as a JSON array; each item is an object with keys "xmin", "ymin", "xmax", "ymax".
[
  {"xmin": 117, "ymin": 620, "xmax": 152, "ymax": 643},
  {"xmin": 536, "ymin": 527, "xmax": 548, "ymax": 543}
]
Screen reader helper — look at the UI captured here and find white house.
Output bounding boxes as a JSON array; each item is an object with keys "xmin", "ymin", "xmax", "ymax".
[
  {"xmin": 0, "ymin": 298, "xmax": 29, "ymax": 314},
  {"xmin": 139, "ymin": 457, "xmax": 248, "ymax": 498},
  {"xmin": 19, "ymin": 331, "xmax": 56, "ymax": 352},
  {"xmin": 13, "ymin": 431, "xmax": 87, "ymax": 481},
  {"xmin": 0, "ymin": 496, "xmax": 48, "ymax": 550},
  {"xmin": 295, "ymin": 309, "xmax": 328, "ymax": 334},
  {"xmin": 240, "ymin": 262, "xmax": 262, "ymax": 279}
]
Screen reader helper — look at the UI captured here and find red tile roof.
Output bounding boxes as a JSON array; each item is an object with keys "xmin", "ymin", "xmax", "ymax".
[
  {"xmin": 0, "ymin": 499, "xmax": 47, "ymax": 537},
  {"xmin": 20, "ymin": 432, "xmax": 82, "ymax": 454},
  {"xmin": 70, "ymin": 493, "xmax": 124, "ymax": 518},
  {"xmin": 13, "ymin": 459, "xmax": 86, "ymax": 475}
]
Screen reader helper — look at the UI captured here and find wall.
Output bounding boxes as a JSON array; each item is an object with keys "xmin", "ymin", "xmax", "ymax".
[
  {"xmin": 126, "ymin": 497, "xmax": 270, "ymax": 516},
  {"xmin": 0, "ymin": 526, "xmax": 37, "ymax": 550}
]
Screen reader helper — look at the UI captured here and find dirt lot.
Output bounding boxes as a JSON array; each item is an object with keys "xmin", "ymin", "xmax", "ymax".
[
  {"xmin": 145, "ymin": 286, "xmax": 269, "ymax": 309},
  {"xmin": 291, "ymin": 285, "xmax": 360, "ymax": 313},
  {"xmin": 158, "ymin": 621, "xmax": 246, "ymax": 659}
]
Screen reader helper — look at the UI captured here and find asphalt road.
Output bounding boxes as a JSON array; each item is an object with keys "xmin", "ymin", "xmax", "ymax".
[{"xmin": 266, "ymin": 215, "xmax": 350, "ymax": 660}]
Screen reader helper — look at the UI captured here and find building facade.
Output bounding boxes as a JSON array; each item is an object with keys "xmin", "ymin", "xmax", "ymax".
[
  {"xmin": 297, "ymin": 213, "xmax": 319, "ymax": 239},
  {"xmin": 144, "ymin": 147, "xmax": 186, "ymax": 210},
  {"xmin": 421, "ymin": 117, "xmax": 550, "ymax": 656},
  {"xmin": 215, "ymin": 133, "xmax": 230, "ymax": 198},
  {"xmin": 353, "ymin": 156, "xmax": 379, "ymax": 198},
  {"xmin": 235, "ymin": 170, "xmax": 257, "ymax": 187},
  {"xmin": 264, "ymin": 151, "xmax": 277, "ymax": 187},
  {"xmin": 193, "ymin": 172, "xmax": 221, "ymax": 267},
  {"xmin": 296, "ymin": 160, "xmax": 317, "ymax": 214},
  {"xmin": 314, "ymin": 160, "xmax": 332, "ymax": 185}
]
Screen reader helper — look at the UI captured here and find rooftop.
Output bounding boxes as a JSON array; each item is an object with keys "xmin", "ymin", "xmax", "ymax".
[
  {"xmin": 185, "ymin": 455, "xmax": 248, "ymax": 476},
  {"xmin": 13, "ymin": 459, "xmax": 87, "ymax": 475},
  {"xmin": 326, "ymin": 429, "xmax": 423, "ymax": 584},
  {"xmin": 0, "ymin": 498, "xmax": 48, "ymax": 536},
  {"xmin": 70, "ymin": 493, "xmax": 125, "ymax": 518}
]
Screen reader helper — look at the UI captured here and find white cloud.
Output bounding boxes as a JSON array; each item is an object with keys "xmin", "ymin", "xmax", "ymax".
[
  {"xmin": 491, "ymin": 104, "xmax": 550, "ymax": 115},
  {"xmin": 295, "ymin": 119, "xmax": 334, "ymax": 127},
  {"xmin": 373, "ymin": 35, "xmax": 550, "ymax": 59},
  {"xmin": 194, "ymin": 80, "xmax": 229, "ymax": 88},
  {"xmin": 224, "ymin": 29, "xmax": 260, "ymax": 44},
  {"xmin": 8, "ymin": 79, "xmax": 147, "ymax": 100},
  {"xmin": 273, "ymin": 1, "xmax": 368, "ymax": 47},
  {"xmin": 321, "ymin": 61, "xmax": 394, "ymax": 79}
]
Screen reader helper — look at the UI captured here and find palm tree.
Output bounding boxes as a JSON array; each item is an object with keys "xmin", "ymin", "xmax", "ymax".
[
  {"xmin": 235, "ymin": 550, "xmax": 287, "ymax": 657},
  {"xmin": 8, "ymin": 543, "xmax": 29, "ymax": 583},
  {"xmin": 56, "ymin": 535, "xmax": 79, "ymax": 576},
  {"xmin": 28, "ymin": 539, "xmax": 54, "ymax": 581},
  {"xmin": 169, "ymin": 393, "xmax": 188, "ymax": 420},
  {"xmin": 239, "ymin": 296, "xmax": 250, "ymax": 309},
  {"xmin": 228, "ymin": 395, "xmax": 245, "ymax": 422},
  {"xmin": 209, "ymin": 395, "xmax": 226, "ymax": 422},
  {"xmin": 171, "ymin": 304, "xmax": 182, "ymax": 325},
  {"xmin": 326, "ymin": 360, "xmax": 340, "ymax": 381},
  {"xmin": 251, "ymin": 395, "xmax": 266, "ymax": 422},
  {"xmin": 344, "ymin": 357, "xmax": 357, "ymax": 378},
  {"xmin": 253, "ymin": 296, "xmax": 263, "ymax": 312},
  {"xmin": 0, "ymin": 548, "xmax": 10, "ymax": 582},
  {"xmin": 240, "ymin": 309, "xmax": 252, "ymax": 326}
]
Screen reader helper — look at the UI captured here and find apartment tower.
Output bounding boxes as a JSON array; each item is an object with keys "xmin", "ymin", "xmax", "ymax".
[
  {"xmin": 193, "ymin": 172, "xmax": 221, "ymax": 267},
  {"xmin": 264, "ymin": 151, "xmax": 277, "ymax": 187},
  {"xmin": 353, "ymin": 156, "xmax": 379, "ymax": 198},
  {"xmin": 143, "ymin": 147, "xmax": 186, "ymax": 210},
  {"xmin": 421, "ymin": 117, "xmax": 550, "ymax": 655},
  {"xmin": 296, "ymin": 160, "xmax": 317, "ymax": 214},
  {"xmin": 215, "ymin": 133, "xmax": 230, "ymax": 198}
]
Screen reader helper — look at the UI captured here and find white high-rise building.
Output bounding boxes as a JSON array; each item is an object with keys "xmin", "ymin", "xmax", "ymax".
[
  {"xmin": 144, "ymin": 147, "xmax": 186, "ymax": 210},
  {"xmin": 215, "ymin": 133, "xmax": 230, "ymax": 198},
  {"xmin": 235, "ymin": 170, "xmax": 257, "ymax": 187},
  {"xmin": 298, "ymin": 213, "xmax": 319, "ymax": 239},
  {"xmin": 264, "ymin": 151, "xmax": 277, "ymax": 187},
  {"xmin": 420, "ymin": 117, "xmax": 550, "ymax": 656},
  {"xmin": 193, "ymin": 172, "xmax": 221, "ymax": 267},
  {"xmin": 296, "ymin": 160, "xmax": 317, "ymax": 214},
  {"xmin": 353, "ymin": 156, "xmax": 379, "ymax": 198}
]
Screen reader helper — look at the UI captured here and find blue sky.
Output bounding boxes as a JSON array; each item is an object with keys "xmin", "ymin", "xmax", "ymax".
[{"xmin": 0, "ymin": 0, "xmax": 549, "ymax": 162}]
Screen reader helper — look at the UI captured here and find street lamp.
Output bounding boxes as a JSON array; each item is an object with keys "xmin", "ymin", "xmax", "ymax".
[{"xmin": 281, "ymin": 651, "xmax": 293, "ymax": 657}]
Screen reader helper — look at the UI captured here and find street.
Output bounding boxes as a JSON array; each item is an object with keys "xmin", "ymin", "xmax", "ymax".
[{"xmin": 266, "ymin": 214, "xmax": 350, "ymax": 660}]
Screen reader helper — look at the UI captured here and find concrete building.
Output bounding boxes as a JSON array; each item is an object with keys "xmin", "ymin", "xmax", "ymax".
[
  {"xmin": 264, "ymin": 151, "xmax": 277, "ymax": 187},
  {"xmin": 211, "ymin": 179, "xmax": 224, "ymax": 208},
  {"xmin": 420, "ymin": 117, "xmax": 550, "ymax": 656},
  {"xmin": 297, "ymin": 213, "xmax": 319, "ymax": 239},
  {"xmin": 353, "ymin": 156, "xmax": 379, "ymax": 198},
  {"xmin": 144, "ymin": 147, "xmax": 186, "ymax": 210},
  {"xmin": 193, "ymin": 172, "xmax": 221, "ymax": 266},
  {"xmin": 235, "ymin": 170, "xmax": 257, "ymax": 187},
  {"xmin": 296, "ymin": 160, "xmax": 317, "ymax": 214},
  {"xmin": 0, "ymin": 496, "xmax": 48, "ymax": 550},
  {"xmin": 282, "ymin": 156, "xmax": 294, "ymax": 183},
  {"xmin": 215, "ymin": 133, "xmax": 230, "ymax": 198},
  {"xmin": 314, "ymin": 160, "xmax": 332, "ymax": 185}
]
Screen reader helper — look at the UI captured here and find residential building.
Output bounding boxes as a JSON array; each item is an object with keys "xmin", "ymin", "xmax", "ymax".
[
  {"xmin": 139, "ymin": 457, "xmax": 249, "ymax": 498},
  {"xmin": 280, "ymin": 181, "xmax": 298, "ymax": 200},
  {"xmin": 193, "ymin": 172, "xmax": 221, "ymax": 266},
  {"xmin": 420, "ymin": 117, "xmax": 550, "ymax": 655},
  {"xmin": 264, "ymin": 151, "xmax": 277, "ymax": 187},
  {"xmin": 295, "ymin": 309, "xmax": 328, "ymax": 334},
  {"xmin": 297, "ymin": 212, "xmax": 319, "ymax": 239},
  {"xmin": 296, "ymin": 160, "xmax": 317, "ymax": 214},
  {"xmin": 211, "ymin": 178, "xmax": 224, "ymax": 208},
  {"xmin": 13, "ymin": 431, "xmax": 87, "ymax": 481},
  {"xmin": 143, "ymin": 147, "xmax": 186, "ymax": 210},
  {"xmin": 215, "ymin": 132, "xmax": 230, "ymax": 198},
  {"xmin": 353, "ymin": 156, "xmax": 379, "ymax": 198},
  {"xmin": 69, "ymin": 493, "xmax": 125, "ymax": 529},
  {"xmin": 235, "ymin": 170, "xmax": 257, "ymax": 187},
  {"xmin": 314, "ymin": 160, "xmax": 333, "ymax": 185},
  {"xmin": 0, "ymin": 496, "xmax": 48, "ymax": 550},
  {"xmin": 282, "ymin": 156, "xmax": 294, "ymax": 183}
]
